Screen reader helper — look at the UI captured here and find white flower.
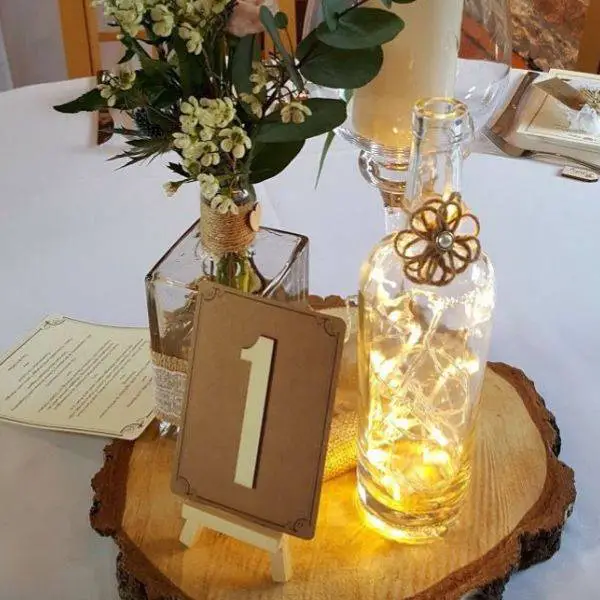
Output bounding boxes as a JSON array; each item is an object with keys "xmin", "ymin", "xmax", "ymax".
[
  {"xmin": 199, "ymin": 127, "xmax": 214, "ymax": 141},
  {"xmin": 175, "ymin": 0, "xmax": 193, "ymax": 12},
  {"xmin": 181, "ymin": 97, "xmax": 236, "ymax": 130},
  {"xmin": 181, "ymin": 140, "xmax": 203, "ymax": 160},
  {"xmin": 280, "ymin": 101, "xmax": 312, "ymax": 124},
  {"xmin": 195, "ymin": 0, "xmax": 227, "ymax": 15},
  {"xmin": 210, "ymin": 194, "xmax": 239, "ymax": 215},
  {"xmin": 179, "ymin": 114, "xmax": 199, "ymax": 134},
  {"xmin": 115, "ymin": 68, "xmax": 136, "ymax": 90},
  {"xmin": 99, "ymin": 84, "xmax": 118, "ymax": 107},
  {"xmin": 198, "ymin": 97, "xmax": 235, "ymax": 128},
  {"xmin": 249, "ymin": 61, "xmax": 270, "ymax": 95},
  {"xmin": 210, "ymin": 0, "xmax": 229, "ymax": 14},
  {"xmin": 179, "ymin": 22, "xmax": 204, "ymax": 54},
  {"xmin": 173, "ymin": 132, "xmax": 193, "ymax": 150},
  {"xmin": 219, "ymin": 126, "xmax": 251, "ymax": 159},
  {"xmin": 150, "ymin": 4, "xmax": 175, "ymax": 37},
  {"xmin": 96, "ymin": 68, "xmax": 136, "ymax": 107},
  {"xmin": 176, "ymin": 0, "xmax": 206, "ymax": 23},
  {"xmin": 198, "ymin": 173, "xmax": 220, "ymax": 199},
  {"xmin": 198, "ymin": 141, "xmax": 220, "ymax": 166},
  {"xmin": 96, "ymin": 0, "xmax": 146, "ymax": 38},
  {"xmin": 240, "ymin": 93, "xmax": 263, "ymax": 118},
  {"xmin": 196, "ymin": 105, "xmax": 215, "ymax": 128},
  {"xmin": 181, "ymin": 96, "xmax": 201, "ymax": 115},
  {"xmin": 211, "ymin": 97, "xmax": 236, "ymax": 128}
]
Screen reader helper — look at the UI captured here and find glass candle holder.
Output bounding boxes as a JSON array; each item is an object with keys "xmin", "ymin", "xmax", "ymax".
[
  {"xmin": 303, "ymin": 0, "xmax": 512, "ymax": 227},
  {"xmin": 304, "ymin": 0, "xmax": 511, "ymax": 161}
]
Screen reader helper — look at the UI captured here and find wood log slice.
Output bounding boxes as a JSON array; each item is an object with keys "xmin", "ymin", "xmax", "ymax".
[{"xmin": 91, "ymin": 359, "xmax": 575, "ymax": 600}]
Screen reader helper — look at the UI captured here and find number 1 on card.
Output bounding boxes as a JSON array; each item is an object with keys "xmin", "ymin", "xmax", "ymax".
[{"xmin": 234, "ymin": 336, "xmax": 275, "ymax": 489}]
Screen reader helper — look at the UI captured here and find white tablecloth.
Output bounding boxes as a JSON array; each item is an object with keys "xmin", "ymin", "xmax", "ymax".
[{"xmin": 0, "ymin": 75, "xmax": 599, "ymax": 599}]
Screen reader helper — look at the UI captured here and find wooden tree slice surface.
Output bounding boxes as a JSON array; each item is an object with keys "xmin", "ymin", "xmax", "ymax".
[{"xmin": 92, "ymin": 361, "xmax": 575, "ymax": 600}]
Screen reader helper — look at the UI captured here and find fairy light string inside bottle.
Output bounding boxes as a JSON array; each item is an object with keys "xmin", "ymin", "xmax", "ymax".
[{"xmin": 357, "ymin": 98, "xmax": 496, "ymax": 543}]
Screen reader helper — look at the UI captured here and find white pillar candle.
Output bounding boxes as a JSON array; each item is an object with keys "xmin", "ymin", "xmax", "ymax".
[{"xmin": 352, "ymin": 0, "xmax": 464, "ymax": 151}]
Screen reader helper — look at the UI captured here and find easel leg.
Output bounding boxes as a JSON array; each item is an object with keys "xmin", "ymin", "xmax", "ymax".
[
  {"xmin": 180, "ymin": 504, "xmax": 203, "ymax": 547},
  {"xmin": 270, "ymin": 536, "xmax": 292, "ymax": 583},
  {"xmin": 179, "ymin": 502, "xmax": 293, "ymax": 582}
]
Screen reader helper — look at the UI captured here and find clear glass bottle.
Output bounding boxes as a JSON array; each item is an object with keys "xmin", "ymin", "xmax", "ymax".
[
  {"xmin": 357, "ymin": 98, "xmax": 495, "ymax": 543},
  {"xmin": 146, "ymin": 187, "xmax": 309, "ymax": 431}
]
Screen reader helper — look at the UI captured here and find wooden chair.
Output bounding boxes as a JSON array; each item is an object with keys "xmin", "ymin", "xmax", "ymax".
[
  {"xmin": 577, "ymin": 0, "xmax": 600, "ymax": 74},
  {"xmin": 58, "ymin": 0, "xmax": 298, "ymax": 79},
  {"xmin": 58, "ymin": 0, "xmax": 102, "ymax": 78}
]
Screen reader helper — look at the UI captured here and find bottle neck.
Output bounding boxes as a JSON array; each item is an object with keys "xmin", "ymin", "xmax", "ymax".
[
  {"xmin": 404, "ymin": 98, "xmax": 471, "ymax": 213},
  {"xmin": 384, "ymin": 205, "xmax": 407, "ymax": 235}
]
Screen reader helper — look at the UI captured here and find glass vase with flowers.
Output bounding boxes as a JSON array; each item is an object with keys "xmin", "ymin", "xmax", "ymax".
[{"xmin": 55, "ymin": 0, "xmax": 406, "ymax": 430}]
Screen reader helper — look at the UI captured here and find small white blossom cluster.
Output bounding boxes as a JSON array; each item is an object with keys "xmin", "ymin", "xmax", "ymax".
[
  {"xmin": 249, "ymin": 61, "xmax": 278, "ymax": 95},
  {"xmin": 97, "ymin": 68, "xmax": 136, "ymax": 107},
  {"xmin": 247, "ymin": 61, "xmax": 312, "ymax": 124},
  {"xmin": 174, "ymin": 0, "xmax": 232, "ymax": 53},
  {"xmin": 95, "ymin": 0, "xmax": 232, "ymax": 54},
  {"xmin": 93, "ymin": 0, "xmax": 156, "ymax": 38},
  {"xmin": 170, "ymin": 96, "xmax": 251, "ymax": 213},
  {"xmin": 281, "ymin": 100, "xmax": 312, "ymax": 124},
  {"xmin": 239, "ymin": 93, "xmax": 263, "ymax": 118}
]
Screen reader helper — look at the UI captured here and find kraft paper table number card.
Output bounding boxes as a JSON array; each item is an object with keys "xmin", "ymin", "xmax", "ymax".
[{"xmin": 172, "ymin": 282, "xmax": 347, "ymax": 540}]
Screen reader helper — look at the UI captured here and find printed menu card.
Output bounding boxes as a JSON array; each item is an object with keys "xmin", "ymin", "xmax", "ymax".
[{"xmin": 0, "ymin": 316, "xmax": 155, "ymax": 439}]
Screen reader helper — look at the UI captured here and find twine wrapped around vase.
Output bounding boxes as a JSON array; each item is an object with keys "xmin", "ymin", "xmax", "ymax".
[{"xmin": 200, "ymin": 200, "xmax": 257, "ymax": 256}]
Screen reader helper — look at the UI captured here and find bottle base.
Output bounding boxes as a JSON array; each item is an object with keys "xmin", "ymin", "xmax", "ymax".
[{"xmin": 357, "ymin": 479, "xmax": 461, "ymax": 544}]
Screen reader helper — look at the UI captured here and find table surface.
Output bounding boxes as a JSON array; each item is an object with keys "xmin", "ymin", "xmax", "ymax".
[{"xmin": 1, "ymin": 74, "xmax": 599, "ymax": 600}]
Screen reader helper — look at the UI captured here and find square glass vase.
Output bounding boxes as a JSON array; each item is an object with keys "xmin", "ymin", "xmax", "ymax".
[{"xmin": 145, "ymin": 220, "xmax": 309, "ymax": 430}]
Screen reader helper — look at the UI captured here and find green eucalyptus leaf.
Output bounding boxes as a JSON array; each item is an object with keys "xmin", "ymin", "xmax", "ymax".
[
  {"xmin": 299, "ymin": 33, "xmax": 383, "ymax": 88},
  {"xmin": 54, "ymin": 89, "xmax": 105, "ymax": 113},
  {"xmin": 316, "ymin": 8, "xmax": 404, "ymax": 50},
  {"xmin": 232, "ymin": 34, "xmax": 260, "ymax": 94},
  {"xmin": 322, "ymin": 0, "xmax": 343, "ymax": 30},
  {"xmin": 315, "ymin": 130, "xmax": 335, "ymax": 188},
  {"xmin": 172, "ymin": 34, "xmax": 205, "ymax": 97},
  {"xmin": 249, "ymin": 140, "xmax": 305, "ymax": 183},
  {"xmin": 259, "ymin": 6, "xmax": 303, "ymax": 90},
  {"xmin": 256, "ymin": 98, "xmax": 346, "ymax": 142},
  {"xmin": 274, "ymin": 11, "xmax": 288, "ymax": 29},
  {"xmin": 296, "ymin": 29, "xmax": 318, "ymax": 62},
  {"xmin": 124, "ymin": 35, "xmax": 172, "ymax": 77}
]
